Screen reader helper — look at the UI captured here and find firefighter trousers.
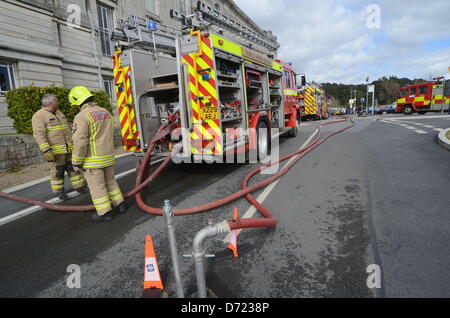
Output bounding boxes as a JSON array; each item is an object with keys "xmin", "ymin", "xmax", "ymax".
[
  {"xmin": 84, "ymin": 165, "xmax": 125, "ymax": 216},
  {"xmin": 50, "ymin": 154, "xmax": 86, "ymax": 193}
]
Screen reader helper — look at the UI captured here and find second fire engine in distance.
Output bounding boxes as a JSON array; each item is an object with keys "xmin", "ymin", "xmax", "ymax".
[
  {"xmin": 396, "ymin": 77, "xmax": 450, "ymax": 115},
  {"xmin": 113, "ymin": 4, "xmax": 304, "ymax": 162},
  {"xmin": 299, "ymin": 83, "xmax": 329, "ymax": 121}
]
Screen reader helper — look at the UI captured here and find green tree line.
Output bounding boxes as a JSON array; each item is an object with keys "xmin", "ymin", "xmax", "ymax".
[{"xmin": 322, "ymin": 76, "xmax": 427, "ymax": 108}]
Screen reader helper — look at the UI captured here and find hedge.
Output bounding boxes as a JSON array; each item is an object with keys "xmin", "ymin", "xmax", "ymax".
[{"xmin": 5, "ymin": 86, "xmax": 113, "ymax": 134}]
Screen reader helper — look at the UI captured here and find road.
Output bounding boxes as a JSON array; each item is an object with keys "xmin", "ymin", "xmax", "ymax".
[{"xmin": 0, "ymin": 114, "xmax": 449, "ymax": 298}]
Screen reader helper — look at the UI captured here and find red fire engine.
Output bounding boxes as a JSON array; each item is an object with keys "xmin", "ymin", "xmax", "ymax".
[{"xmin": 396, "ymin": 78, "xmax": 450, "ymax": 115}]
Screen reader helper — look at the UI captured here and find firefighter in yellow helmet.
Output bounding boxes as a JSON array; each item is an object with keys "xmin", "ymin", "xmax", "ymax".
[
  {"xmin": 31, "ymin": 94, "xmax": 87, "ymax": 200},
  {"xmin": 69, "ymin": 86, "xmax": 127, "ymax": 222}
]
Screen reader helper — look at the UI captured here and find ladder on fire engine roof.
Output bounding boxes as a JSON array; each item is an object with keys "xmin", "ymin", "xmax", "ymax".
[
  {"xmin": 170, "ymin": 1, "xmax": 280, "ymax": 53},
  {"xmin": 111, "ymin": 15, "xmax": 182, "ymax": 52}
]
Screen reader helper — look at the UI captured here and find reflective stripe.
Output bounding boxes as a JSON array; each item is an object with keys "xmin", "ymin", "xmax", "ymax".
[
  {"xmin": 108, "ymin": 188, "xmax": 123, "ymax": 202},
  {"xmin": 47, "ymin": 125, "xmax": 69, "ymax": 132},
  {"xmin": 87, "ymin": 114, "xmax": 97, "ymax": 157},
  {"xmin": 50, "ymin": 180, "xmax": 64, "ymax": 190},
  {"xmin": 51, "ymin": 144, "xmax": 69, "ymax": 154},
  {"xmin": 82, "ymin": 155, "xmax": 115, "ymax": 168},
  {"xmin": 284, "ymin": 90, "xmax": 298, "ymax": 96},
  {"xmin": 93, "ymin": 196, "xmax": 109, "ymax": 204},
  {"xmin": 70, "ymin": 175, "xmax": 85, "ymax": 186},
  {"xmin": 94, "ymin": 202, "xmax": 112, "ymax": 210},
  {"xmin": 92, "ymin": 196, "xmax": 111, "ymax": 210},
  {"xmin": 108, "ymin": 188, "xmax": 121, "ymax": 196},
  {"xmin": 109, "ymin": 194, "xmax": 123, "ymax": 202},
  {"xmin": 39, "ymin": 143, "xmax": 50, "ymax": 150}
]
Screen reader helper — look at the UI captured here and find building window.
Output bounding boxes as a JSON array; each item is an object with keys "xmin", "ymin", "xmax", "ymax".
[
  {"xmin": 214, "ymin": 3, "xmax": 220, "ymax": 12},
  {"xmin": 145, "ymin": 0, "xmax": 157, "ymax": 14},
  {"xmin": 0, "ymin": 62, "xmax": 16, "ymax": 96},
  {"xmin": 103, "ymin": 78, "xmax": 114, "ymax": 99},
  {"xmin": 97, "ymin": 3, "xmax": 114, "ymax": 56}
]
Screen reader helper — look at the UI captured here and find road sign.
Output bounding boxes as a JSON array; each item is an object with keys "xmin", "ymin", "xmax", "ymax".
[
  {"xmin": 368, "ymin": 85, "xmax": 375, "ymax": 93},
  {"xmin": 361, "ymin": 98, "xmax": 365, "ymax": 103}
]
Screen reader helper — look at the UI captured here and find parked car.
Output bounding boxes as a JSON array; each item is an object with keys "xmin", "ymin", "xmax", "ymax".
[
  {"xmin": 385, "ymin": 103, "xmax": 397, "ymax": 114},
  {"xmin": 376, "ymin": 103, "xmax": 397, "ymax": 115}
]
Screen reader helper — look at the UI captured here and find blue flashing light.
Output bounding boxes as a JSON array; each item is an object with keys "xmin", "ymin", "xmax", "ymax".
[{"xmin": 147, "ymin": 21, "xmax": 158, "ymax": 31}]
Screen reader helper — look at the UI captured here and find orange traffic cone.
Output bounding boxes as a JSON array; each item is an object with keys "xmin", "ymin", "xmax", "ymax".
[
  {"xmin": 228, "ymin": 208, "xmax": 239, "ymax": 258},
  {"xmin": 143, "ymin": 236, "xmax": 164, "ymax": 292}
]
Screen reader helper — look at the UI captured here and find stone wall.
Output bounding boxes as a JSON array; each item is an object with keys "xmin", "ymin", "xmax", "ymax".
[
  {"xmin": 0, "ymin": 134, "xmax": 45, "ymax": 171},
  {"xmin": 0, "ymin": 128, "xmax": 125, "ymax": 171}
]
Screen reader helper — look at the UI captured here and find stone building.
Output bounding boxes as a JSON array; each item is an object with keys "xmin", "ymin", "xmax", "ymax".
[{"xmin": 0, "ymin": 0, "xmax": 278, "ymax": 133}]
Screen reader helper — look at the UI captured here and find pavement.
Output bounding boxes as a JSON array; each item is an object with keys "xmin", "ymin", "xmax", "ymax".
[{"xmin": 0, "ymin": 114, "xmax": 449, "ymax": 298}]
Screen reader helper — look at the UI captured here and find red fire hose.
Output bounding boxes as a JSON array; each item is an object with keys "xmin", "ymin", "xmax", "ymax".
[
  {"xmin": 0, "ymin": 118, "xmax": 354, "ymax": 233},
  {"xmin": 133, "ymin": 118, "xmax": 355, "ymax": 231}
]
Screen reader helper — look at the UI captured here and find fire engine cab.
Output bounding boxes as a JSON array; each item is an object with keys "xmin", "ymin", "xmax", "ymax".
[{"xmin": 396, "ymin": 78, "xmax": 450, "ymax": 115}]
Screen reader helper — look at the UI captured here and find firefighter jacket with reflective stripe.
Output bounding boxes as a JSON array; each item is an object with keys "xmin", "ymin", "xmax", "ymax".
[
  {"xmin": 72, "ymin": 103, "xmax": 115, "ymax": 169},
  {"xmin": 31, "ymin": 108, "xmax": 73, "ymax": 155}
]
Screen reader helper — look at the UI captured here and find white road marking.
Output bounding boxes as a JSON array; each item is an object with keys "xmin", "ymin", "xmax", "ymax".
[
  {"xmin": 424, "ymin": 125, "xmax": 436, "ymax": 129},
  {"xmin": 405, "ymin": 126, "xmax": 417, "ymax": 130},
  {"xmin": 0, "ymin": 157, "xmax": 166, "ymax": 227},
  {"xmin": 223, "ymin": 128, "xmax": 320, "ymax": 243},
  {"xmin": 434, "ymin": 128, "xmax": 444, "ymax": 132},
  {"xmin": 388, "ymin": 115, "xmax": 450, "ymax": 121},
  {"xmin": 414, "ymin": 130, "xmax": 428, "ymax": 134}
]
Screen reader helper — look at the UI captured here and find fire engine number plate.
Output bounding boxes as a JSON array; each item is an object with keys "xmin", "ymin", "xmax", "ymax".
[{"xmin": 201, "ymin": 106, "xmax": 220, "ymax": 121}]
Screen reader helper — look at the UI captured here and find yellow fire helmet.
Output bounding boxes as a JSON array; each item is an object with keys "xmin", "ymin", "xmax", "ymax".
[{"xmin": 69, "ymin": 86, "xmax": 94, "ymax": 106}]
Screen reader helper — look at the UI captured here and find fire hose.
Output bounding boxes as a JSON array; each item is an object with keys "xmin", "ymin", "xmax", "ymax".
[
  {"xmin": 134, "ymin": 118, "xmax": 355, "ymax": 231},
  {"xmin": 0, "ymin": 118, "xmax": 354, "ymax": 232}
]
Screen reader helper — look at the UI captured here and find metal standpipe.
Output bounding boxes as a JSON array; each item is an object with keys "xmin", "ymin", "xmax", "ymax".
[
  {"xmin": 163, "ymin": 200, "xmax": 184, "ymax": 298},
  {"xmin": 191, "ymin": 220, "xmax": 231, "ymax": 298}
]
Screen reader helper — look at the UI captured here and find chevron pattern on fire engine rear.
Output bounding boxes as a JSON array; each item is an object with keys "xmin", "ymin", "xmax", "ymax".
[
  {"xmin": 113, "ymin": 50, "xmax": 141, "ymax": 152},
  {"xmin": 305, "ymin": 86, "xmax": 317, "ymax": 115},
  {"xmin": 182, "ymin": 33, "xmax": 222, "ymax": 155}
]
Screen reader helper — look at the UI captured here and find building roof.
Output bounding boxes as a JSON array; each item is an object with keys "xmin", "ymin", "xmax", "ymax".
[{"xmin": 226, "ymin": 0, "xmax": 278, "ymax": 44}]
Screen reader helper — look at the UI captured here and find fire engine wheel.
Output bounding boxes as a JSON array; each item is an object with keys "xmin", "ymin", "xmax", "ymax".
[
  {"xmin": 418, "ymin": 111, "xmax": 427, "ymax": 115},
  {"xmin": 403, "ymin": 105, "xmax": 414, "ymax": 115},
  {"xmin": 257, "ymin": 119, "xmax": 270, "ymax": 160}
]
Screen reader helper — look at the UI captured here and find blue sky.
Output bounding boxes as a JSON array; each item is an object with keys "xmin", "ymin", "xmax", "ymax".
[{"xmin": 233, "ymin": 0, "xmax": 450, "ymax": 84}]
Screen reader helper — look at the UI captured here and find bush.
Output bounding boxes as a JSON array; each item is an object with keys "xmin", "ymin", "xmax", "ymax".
[{"xmin": 5, "ymin": 86, "xmax": 113, "ymax": 134}]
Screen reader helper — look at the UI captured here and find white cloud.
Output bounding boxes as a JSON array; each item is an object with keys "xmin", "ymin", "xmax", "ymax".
[{"xmin": 233, "ymin": 0, "xmax": 450, "ymax": 84}]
